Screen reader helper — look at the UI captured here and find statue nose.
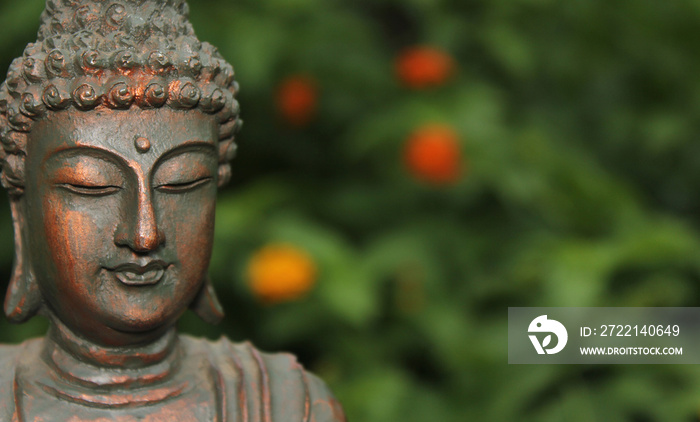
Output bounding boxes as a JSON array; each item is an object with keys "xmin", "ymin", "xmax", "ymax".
[{"xmin": 115, "ymin": 188, "xmax": 165, "ymax": 252}]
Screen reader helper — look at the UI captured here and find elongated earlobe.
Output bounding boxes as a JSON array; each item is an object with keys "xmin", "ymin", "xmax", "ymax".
[
  {"xmin": 4, "ymin": 199, "xmax": 41, "ymax": 323},
  {"xmin": 190, "ymin": 275, "xmax": 224, "ymax": 324}
]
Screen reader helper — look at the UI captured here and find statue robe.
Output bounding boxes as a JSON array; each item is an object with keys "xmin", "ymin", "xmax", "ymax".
[{"xmin": 0, "ymin": 335, "xmax": 345, "ymax": 421}]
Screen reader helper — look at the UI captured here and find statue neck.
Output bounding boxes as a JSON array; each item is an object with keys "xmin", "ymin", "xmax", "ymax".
[{"xmin": 43, "ymin": 317, "xmax": 181, "ymax": 388}]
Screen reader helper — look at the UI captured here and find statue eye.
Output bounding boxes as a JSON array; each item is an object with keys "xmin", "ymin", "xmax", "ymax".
[
  {"xmin": 155, "ymin": 177, "xmax": 212, "ymax": 193},
  {"xmin": 57, "ymin": 183, "xmax": 121, "ymax": 196}
]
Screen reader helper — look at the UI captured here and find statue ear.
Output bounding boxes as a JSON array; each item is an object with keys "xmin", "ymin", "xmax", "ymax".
[
  {"xmin": 4, "ymin": 198, "xmax": 42, "ymax": 323},
  {"xmin": 190, "ymin": 275, "xmax": 224, "ymax": 324}
]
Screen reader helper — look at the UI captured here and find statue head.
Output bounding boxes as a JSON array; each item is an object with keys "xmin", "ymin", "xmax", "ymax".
[{"xmin": 0, "ymin": 0, "xmax": 240, "ymax": 346}]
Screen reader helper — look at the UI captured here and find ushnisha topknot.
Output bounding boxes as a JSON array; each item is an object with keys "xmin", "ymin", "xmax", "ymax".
[{"xmin": 0, "ymin": 0, "xmax": 241, "ymax": 195}]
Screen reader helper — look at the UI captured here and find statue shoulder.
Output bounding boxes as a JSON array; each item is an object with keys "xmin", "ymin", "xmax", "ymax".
[
  {"xmin": 184, "ymin": 335, "xmax": 346, "ymax": 422},
  {"xmin": 0, "ymin": 338, "xmax": 42, "ymax": 415},
  {"xmin": 0, "ymin": 338, "xmax": 42, "ymax": 374}
]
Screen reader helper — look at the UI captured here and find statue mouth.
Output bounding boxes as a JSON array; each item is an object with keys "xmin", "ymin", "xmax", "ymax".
[{"xmin": 110, "ymin": 261, "xmax": 168, "ymax": 286}]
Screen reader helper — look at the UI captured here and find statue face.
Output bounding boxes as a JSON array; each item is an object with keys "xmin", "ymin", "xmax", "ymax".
[{"xmin": 23, "ymin": 108, "xmax": 219, "ymax": 346}]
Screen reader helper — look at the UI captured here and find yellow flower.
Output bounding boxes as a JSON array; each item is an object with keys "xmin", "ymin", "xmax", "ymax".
[{"xmin": 247, "ymin": 243, "xmax": 317, "ymax": 304}]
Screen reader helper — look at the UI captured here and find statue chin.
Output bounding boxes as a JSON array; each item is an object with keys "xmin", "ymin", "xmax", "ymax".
[{"xmin": 0, "ymin": 0, "xmax": 346, "ymax": 420}]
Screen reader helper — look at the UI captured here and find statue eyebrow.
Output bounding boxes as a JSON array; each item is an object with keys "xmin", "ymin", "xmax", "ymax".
[
  {"xmin": 43, "ymin": 146, "xmax": 127, "ymax": 170},
  {"xmin": 154, "ymin": 140, "xmax": 218, "ymax": 168},
  {"xmin": 161, "ymin": 140, "xmax": 217, "ymax": 156}
]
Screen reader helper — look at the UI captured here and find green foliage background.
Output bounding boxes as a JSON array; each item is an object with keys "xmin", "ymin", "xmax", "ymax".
[{"xmin": 1, "ymin": 0, "xmax": 700, "ymax": 420}]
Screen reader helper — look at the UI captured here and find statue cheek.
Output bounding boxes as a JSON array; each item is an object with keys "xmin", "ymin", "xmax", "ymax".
[
  {"xmin": 172, "ymin": 198, "xmax": 215, "ymax": 276},
  {"xmin": 39, "ymin": 193, "xmax": 116, "ymax": 296},
  {"xmin": 155, "ymin": 189, "xmax": 215, "ymax": 270}
]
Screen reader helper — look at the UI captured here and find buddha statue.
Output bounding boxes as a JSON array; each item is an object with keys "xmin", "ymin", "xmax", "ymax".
[{"xmin": 0, "ymin": 1, "xmax": 346, "ymax": 420}]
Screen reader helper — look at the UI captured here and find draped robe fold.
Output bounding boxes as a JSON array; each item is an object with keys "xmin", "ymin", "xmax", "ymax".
[{"xmin": 0, "ymin": 336, "xmax": 345, "ymax": 422}]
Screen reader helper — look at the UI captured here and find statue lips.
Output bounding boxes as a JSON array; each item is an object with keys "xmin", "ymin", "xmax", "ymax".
[{"xmin": 109, "ymin": 261, "xmax": 169, "ymax": 286}]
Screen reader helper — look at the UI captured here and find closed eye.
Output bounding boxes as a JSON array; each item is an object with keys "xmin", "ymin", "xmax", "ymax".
[
  {"xmin": 155, "ymin": 177, "xmax": 213, "ymax": 193},
  {"xmin": 57, "ymin": 183, "xmax": 121, "ymax": 196}
]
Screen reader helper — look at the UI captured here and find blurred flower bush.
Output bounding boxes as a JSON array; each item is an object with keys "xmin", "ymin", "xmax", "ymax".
[
  {"xmin": 0, "ymin": 0, "xmax": 700, "ymax": 421},
  {"xmin": 395, "ymin": 45, "xmax": 455, "ymax": 89},
  {"xmin": 275, "ymin": 75, "xmax": 318, "ymax": 126},
  {"xmin": 247, "ymin": 243, "xmax": 317, "ymax": 303},
  {"xmin": 403, "ymin": 124, "xmax": 462, "ymax": 184}
]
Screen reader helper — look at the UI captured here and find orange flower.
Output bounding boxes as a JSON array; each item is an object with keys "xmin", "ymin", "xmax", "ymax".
[
  {"xmin": 395, "ymin": 46, "xmax": 455, "ymax": 89},
  {"xmin": 404, "ymin": 124, "xmax": 462, "ymax": 184},
  {"xmin": 247, "ymin": 243, "xmax": 317, "ymax": 304},
  {"xmin": 275, "ymin": 75, "xmax": 318, "ymax": 126}
]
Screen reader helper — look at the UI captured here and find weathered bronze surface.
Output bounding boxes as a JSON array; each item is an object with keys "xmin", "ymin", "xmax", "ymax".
[{"xmin": 0, "ymin": 1, "xmax": 346, "ymax": 420}]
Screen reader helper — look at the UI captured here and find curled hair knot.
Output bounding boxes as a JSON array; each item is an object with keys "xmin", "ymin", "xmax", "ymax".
[
  {"xmin": 148, "ymin": 51, "xmax": 172, "ymax": 74},
  {"xmin": 114, "ymin": 50, "xmax": 139, "ymax": 73},
  {"xmin": 215, "ymin": 96, "xmax": 238, "ymax": 124},
  {"xmin": 218, "ymin": 140, "xmax": 237, "ymax": 163},
  {"xmin": 45, "ymin": 49, "xmax": 69, "ymax": 77},
  {"xmin": 200, "ymin": 87, "xmax": 225, "ymax": 113},
  {"xmin": 22, "ymin": 58, "xmax": 44, "ymax": 83},
  {"xmin": 75, "ymin": 5, "xmax": 99, "ymax": 29},
  {"xmin": 80, "ymin": 50, "xmax": 104, "ymax": 74},
  {"xmin": 7, "ymin": 106, "xmax": 32, "ymax": 133},
  {"xmin": 6, "ymin": 61, "xmax": 24, "ymax": 93},
  {"xmin": 106, "ymin": 81, "xmax": 134, "ymax": 108},
  {"xmin": 172, "ymin": 80, "xmax": 200, "ymax": 108},
  {"xmin": 0, "ymin": 128, "xmax": 26, "ymax": 154},
  {"xmin": 2, "ymin": 153, "xmax": 25, "ymax": 194},
  {"xmin": 106, "ymin": 3, "xmax": 127, "ymax": 28},
  {"xmin": 42, "ymin": 84, "xmax": 70, "ymax": 110},
  {"xmin": 20, "ymin": 92, "xmax": 45, "ymax": 118},
  {"xmin": 143, "ymin": 82, "xmax": 168, "ymax": 108},
  {"xmin": 72, "ymin": 83, "xmax": 100, "ymax": 109},
  {"xmin": 188, "ymin": 55, "xmax": 202, "ymax": 75},
  {"xmin": 217, "ymin": 164, "xmax": 231, "ymax": 187}
]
